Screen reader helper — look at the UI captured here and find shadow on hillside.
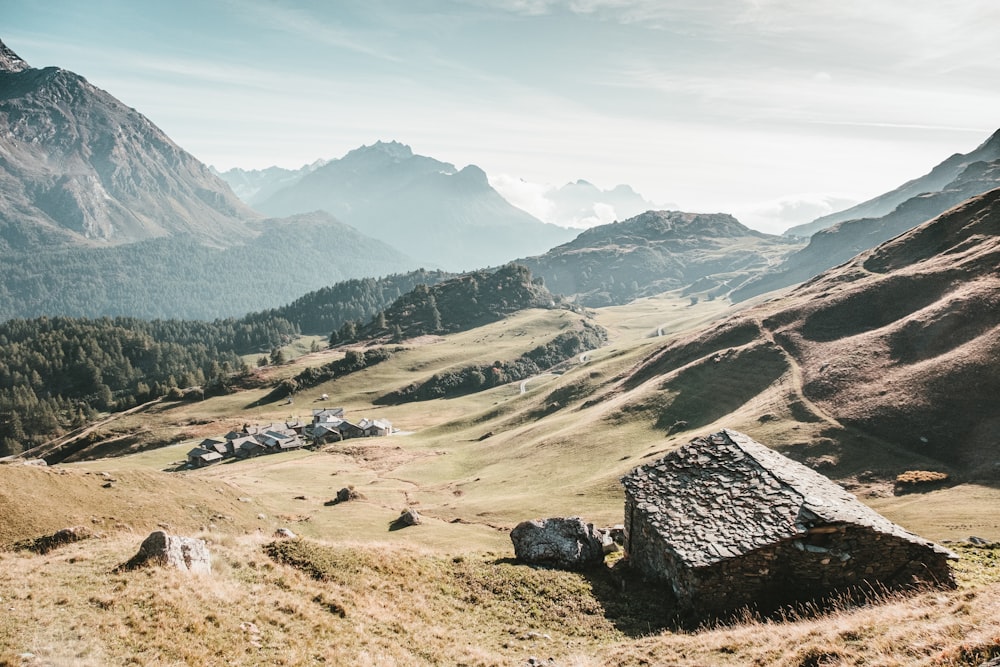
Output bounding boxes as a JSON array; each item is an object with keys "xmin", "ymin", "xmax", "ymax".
[
  {"xmin": 653, "ymin": 342, "xmax": 789, "ymax": 432},
  {"xmin": 579, "ymin": 562, "xmax": 684, "ymax": 637},
  {"xmin": 577, "ymin": 562, "xmax": 933, "ymax": 635}
]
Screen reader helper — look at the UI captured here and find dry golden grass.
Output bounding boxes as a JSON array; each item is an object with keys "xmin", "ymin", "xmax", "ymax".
[
  {"xmin": 0, "ymin": 464, "xmax": 262, "ymax": 547},
  {"xmin": 1, "ymin": 533, "xmax": 997, "ymax": 666}
]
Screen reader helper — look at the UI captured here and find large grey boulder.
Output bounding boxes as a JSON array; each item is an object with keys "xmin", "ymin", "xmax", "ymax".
[
  {"xmin": 510, "ymin": 517, "xmax": 607, "ymax": 569},
  {"xmin": 118, "ymin": 531, "xmax": 211, "ymax": 574}
]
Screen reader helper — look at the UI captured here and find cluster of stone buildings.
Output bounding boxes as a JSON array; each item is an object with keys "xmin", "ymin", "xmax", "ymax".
[
  {"xmin": 309, "ymin": 407, "xmax": 393, "ymax": 444},
  {"xmin": 186, "ymin": 407, "xmax": 393, "ymax": 468}
]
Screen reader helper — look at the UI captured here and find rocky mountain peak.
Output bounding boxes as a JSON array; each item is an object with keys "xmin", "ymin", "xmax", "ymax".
[
  {"xmin": 346, "ymin": 140, "xmax": 414, "ymax": 162},
  {"xmin": 0, "ymin": 39, "xmax": 31, "ymax": 73},
  {"xmin": 615, "ymin": 209, "xmax": 763, "ymax": 239}
]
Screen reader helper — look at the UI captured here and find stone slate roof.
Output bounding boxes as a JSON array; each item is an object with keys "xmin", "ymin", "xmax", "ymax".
[{"xmin": 621, "ymin": 429, "xmax": 953, "ymax": 569}]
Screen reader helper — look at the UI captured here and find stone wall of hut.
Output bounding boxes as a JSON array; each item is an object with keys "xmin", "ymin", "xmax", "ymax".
[{"xmin": 625, "ymin": 498, "xmax": 954, "ymax": 615}]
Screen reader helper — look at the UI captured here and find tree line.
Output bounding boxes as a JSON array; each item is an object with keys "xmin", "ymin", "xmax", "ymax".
[
  {"xmin": 0, "ymin": 216, "xmax": 416, "ymax": 321},
  {"xmin": 334, "ymin": 264, "xmax": 560, "ymax": 344},
  {"xmin": 0, "ymin": 264, "xmax": 566, "ymax": 456},
  {"xmin": 0, "ymin": 315, "xmax": 299, "ymax": 456}
]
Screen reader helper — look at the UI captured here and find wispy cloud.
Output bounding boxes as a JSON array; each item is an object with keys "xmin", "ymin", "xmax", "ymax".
[{"xmin": 225, "ymin": 0, "xmax": 404, "ymax": 64}]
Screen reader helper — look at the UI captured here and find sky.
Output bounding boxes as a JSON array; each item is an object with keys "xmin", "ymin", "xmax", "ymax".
[{"xmin": 5, "ymin": 0, "xmax": 1000, "ymax": 233}]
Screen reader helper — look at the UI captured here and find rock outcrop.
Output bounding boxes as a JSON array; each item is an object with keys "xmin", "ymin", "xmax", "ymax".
[
  {"xmin": 510, "ymin": 517, "xmax": 607, "ymax": 569},
  {"xmin": 391, "ymin": 508, "xmax": 422, "ymax": 529},
  {"xmin": 118, "ymin": 531, "xmax": 211, "ymax": 574},
  {"xmin": 13, "ymin": 525, "xmax": 94, "ymax": 554}
]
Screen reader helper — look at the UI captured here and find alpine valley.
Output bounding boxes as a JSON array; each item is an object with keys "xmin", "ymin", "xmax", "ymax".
[{"xmin": 2, "ymin": 36, "xmax": 1000, "ymax": 667}]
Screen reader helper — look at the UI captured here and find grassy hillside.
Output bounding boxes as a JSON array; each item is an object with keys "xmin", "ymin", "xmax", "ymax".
[{"xmin": 2, "ymin": 288, "xmax": 999, "ymax": 664}]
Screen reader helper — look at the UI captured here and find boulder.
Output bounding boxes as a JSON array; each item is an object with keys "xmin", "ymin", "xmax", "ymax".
[
  {"xmin": 510, "ymin": 517, "xmax": 607, "ymax": 569},
  {"xmin": 398, "ymin": 508, "xmax": 422, "ymax": 526},
  {"xmin": 274, "ymin": 528, "xmax": 297, "ymax": 539},
  {"xmin": 600, "ymin": 530, "xmax": 619, "ymax": 555},
  {"xmin": 390, "ymin": 508, "xmax": 422, "ymax": 529},
  {"xmin": 338, "ymin": 486, "xmax": 364, "ymax": 502},
  {"xmin": 119, "ymin": 531, "xmax": 211, "ymax": 574}
]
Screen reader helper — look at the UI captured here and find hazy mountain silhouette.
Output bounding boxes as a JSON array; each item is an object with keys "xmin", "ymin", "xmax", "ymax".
[
  {"xmin": 254, "ymin": 141, "xmax": 575, "ymax": 270},
  {"xmin": 0, "ymin": 39, "xmax": 420, "ymax": 320},
  {"xmin": 216, "ymin": 160, "xmax": 327, "ymax": 206},
  {"xmin": 735, "ymin": 130, "xmax": 1000, "ymax": 301},
  {"xmin": 544, "ymin": 179, "xmax": 661, "ymax": 228},
  {"xmin": 785, "ymin": 129, "xmax": 1000, "ymax": 238}
]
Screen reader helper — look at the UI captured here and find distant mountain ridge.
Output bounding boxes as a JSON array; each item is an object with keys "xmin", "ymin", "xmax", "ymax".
[
  {"xmin": 519, "ymin": 210, "xmax": 803, "ymax": 306},
  {"xmin": 250, "ymin": 140, "xmax": 575, "ymax": 270},
  {"xmin": 216, "ymin": 160, "xmax": 328, "ymax": 206},
  {"xmin": 0, "ymin": 39, "xmax": 257, "ymax": 252},
  {"xmin": 735, "ymin": 129, "xmax": 1000, "ymax": 301},
  {"xmin": 785, "ymin": 129, "xmax": 1000, "ymax": 237}
]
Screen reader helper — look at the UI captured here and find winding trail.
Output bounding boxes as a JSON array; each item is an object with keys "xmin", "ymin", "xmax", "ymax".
[
  {"xmin": 519, "ymin": 373, "xmax": 554, "ymax": 394},
  {"xmin": 754, "ymin": 318, "xmax": 844, "ymax": 429}
]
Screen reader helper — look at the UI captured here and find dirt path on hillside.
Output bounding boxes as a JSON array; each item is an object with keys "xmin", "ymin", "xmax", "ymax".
[
  {"xmin": 19, "ymin": 397, "xmax": 165, "ymax": 462},
  {"xmin": 754, "ymin": 318, "xmax": 844, "ymax": 430}
]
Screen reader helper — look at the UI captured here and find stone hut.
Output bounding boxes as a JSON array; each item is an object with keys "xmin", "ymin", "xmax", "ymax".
[{"xmin": 621, "ymin": 429, "xmax": 955, "ymax": 616}]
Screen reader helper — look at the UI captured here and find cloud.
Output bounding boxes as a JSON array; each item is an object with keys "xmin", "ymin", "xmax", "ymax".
[
  {"xmin": 227, "ymin": 0, "xmax": 403, "ymax": 63},
  {"xmin": 575, "ymin": 202, "xmax": 619, "ymax": 228},
  {"xmin": 489, "ymin": 174, "xmax": 556, "ymax": 221},
  {"xmin": 732, "ymin": 194, "xmax": 859, "ymax": 234},
  {"xmin": 491, "ymin": 173, "xmax": 666, "ymax": 229}
]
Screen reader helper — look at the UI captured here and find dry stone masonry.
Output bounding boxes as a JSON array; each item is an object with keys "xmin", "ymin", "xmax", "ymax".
[{"xmin": 621, "ymin": 429, "xmax": 955, "ymax": 616}]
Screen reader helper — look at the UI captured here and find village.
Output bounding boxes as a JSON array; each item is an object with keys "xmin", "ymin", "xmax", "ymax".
[{"xmin": 185, "ymin": 406, "xmax": 393, "ymax": 468}]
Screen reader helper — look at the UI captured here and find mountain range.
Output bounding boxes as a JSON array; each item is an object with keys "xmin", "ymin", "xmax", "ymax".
[
  {"xmin": 215, "ymin": 160, "xmax": 328, "ymax": 207},
  {"xmin": 4, "ymin": 31, "xmax": 1000, "ymax": 667},
  {"xmin": 0, "ymin": 40, "xmax": 422, "ymax": 319},
  {"xmin": 243, "ymin": 140, "xmax": 575, "ymax": 271}
]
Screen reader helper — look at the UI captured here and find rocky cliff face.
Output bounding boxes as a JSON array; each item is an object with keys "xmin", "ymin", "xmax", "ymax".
[{"xmin": 0, "ymin": 39, "xmax": 257, "ymax": 252}]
